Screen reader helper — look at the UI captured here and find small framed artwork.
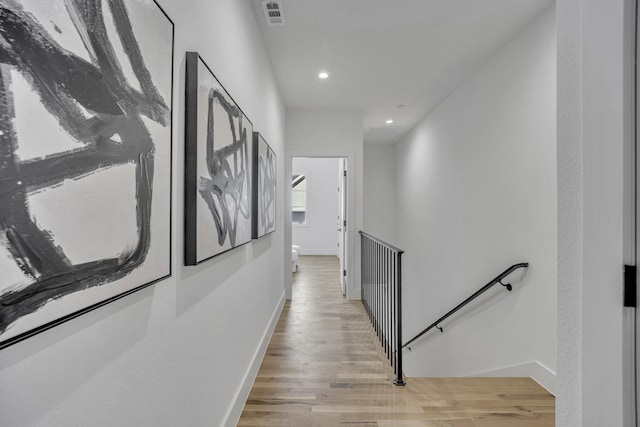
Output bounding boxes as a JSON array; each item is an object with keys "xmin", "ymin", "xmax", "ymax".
[
  {"xmin": 185, "ymin": 52, "xmax": 253, "ymax": 265},
  {"xmin": 252, "ymin": 133, "xmax": 276, "ymax": 239},
  {"xmin": 0, "ymin": 0, "xmax": 174, "ymax": 349}
]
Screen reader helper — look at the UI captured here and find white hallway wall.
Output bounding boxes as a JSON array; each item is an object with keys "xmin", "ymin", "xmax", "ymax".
[
  {"xmin": 395, "ymin": 8, "xmax": 557, "ymax": 391},
  {"xmin": 292, "ymin": 157, "xmax": 341, "ymax": 255},
  {"xmin": 363, "ymin": 144, "xmax": 397, "ymax": 244},
  {"xmin": 0, "ymin": 1, "xmax": 286, "ymax": 426},
  {"xmin": 285, "ymin": 109, "xmax": 364, "ymax": 300}
]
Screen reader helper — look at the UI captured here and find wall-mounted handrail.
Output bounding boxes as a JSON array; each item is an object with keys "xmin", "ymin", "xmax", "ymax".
[
  {"xmin": 402, "ymin": 262, "xmax": 529, "ymax": 351},
  {"xmin": 360, "ymin": 231, "xmax": 405, "ymax": 386}
]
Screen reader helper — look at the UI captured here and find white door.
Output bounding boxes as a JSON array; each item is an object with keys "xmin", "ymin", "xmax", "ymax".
[
  {"xmin": 337, "ymin": 182, "xmax": 344, "ymax": 293},
  {"xmin": 338, "ymin": 159, "xmax": 348, "ymax": 295}
]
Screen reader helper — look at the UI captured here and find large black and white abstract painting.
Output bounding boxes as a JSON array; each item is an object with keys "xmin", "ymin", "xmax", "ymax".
[
  {"xmin": 0, "ymin": 0, "xmax": 174, "ymax": 349},
  {"xmin": 252, "ymin": 132, "xmax": 276, "ymax": 239},
  {"xmin": 185, "ymin": 52, "xmax": 253, "ymax": 265}
]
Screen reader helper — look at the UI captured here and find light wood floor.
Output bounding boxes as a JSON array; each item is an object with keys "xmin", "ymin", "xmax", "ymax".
[{"xmin": 238, "ymin": 255, "xmax": 555, "ymax": 426}]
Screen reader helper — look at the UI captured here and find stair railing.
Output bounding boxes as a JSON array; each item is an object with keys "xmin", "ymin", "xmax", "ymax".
[
  {"xmin": 402, "ymin": 263, "xmax": 529, "ymax": 351},
  {"xmin": 360, "ymin": 231, "xmax": 405, "ymax": 386}
]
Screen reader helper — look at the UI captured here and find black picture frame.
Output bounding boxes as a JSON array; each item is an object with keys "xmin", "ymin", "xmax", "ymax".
[
  {"xmin": 0, "ymin": 0, "xmax": 175, "ymax": 350},
  {"xmin": 252, "ymin": 132, "xmax": 277, "ymax": 239},
  {"xmin": 185, "ymin": 52, "xmax": 254, "ymax": 265}
]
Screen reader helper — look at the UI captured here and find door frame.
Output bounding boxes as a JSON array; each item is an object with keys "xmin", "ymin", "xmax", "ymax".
[
  {"xmin": 338, "ymin": 159, "xmax": 348, "ymax": 295},
  {"xmin": 287, "ymin": 156, "xmax": 353, "ymax": 299},
  {"xmin": 625, "ymin": 0, "xmax": 638, "ymax": 424}
]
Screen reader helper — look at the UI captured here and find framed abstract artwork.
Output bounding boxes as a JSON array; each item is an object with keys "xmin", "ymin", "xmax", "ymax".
[
  {"xmin": 0, "ymin": 0, "xmax": 174, "ymax": 349},
  {"xmin": 252, "ymin": 132, "xmax": 276, "ymax": 239},
  {"xmin": 185, "ymin": 52, "xmax": 253, "ymax": 265}
]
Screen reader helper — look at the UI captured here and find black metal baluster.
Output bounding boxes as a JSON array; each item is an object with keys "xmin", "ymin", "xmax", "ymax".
[
  {"xmin": 365, "ymin": 237, "xmax": 369, "ymax": 319},
  {"xmin": 361, "ymin": 236, "xmax": 364, "ymax": 302},
  {"xmin": 391, "ymin": 251, "xmax": 396, "ymax": 369},
  {"xmin": 376, "ymin": 241, "xmax": 380, "ymax": 339},
  {"xmin": 382, "ymin": 246, "xmax": 386, "ymax": 354},
  {"xmin": 368, "ymin": 239, "xmax": 372, "ymax": 321},
  {"xmin": 364, "ymin": 237, "xmax": 369, "ymax": 319},
  {"xmin": 368, "ymin": 239, "xmax": 372, "ymax": 320},
  {"xmin": 384, "ymin": 246, "xmax": 389, "ymax": 357},
  {"xmin": 380, "ymin": 246, "xmax": 387, "ymax": 353},
  {"xmin": 371, "ymin": 240, "xmax": 376, "ymax": 330},
  {"xmin": 387, "ymin": 248, "xmax": 392, "ymax": 359},
  {"xmin": 377, "ymin": 243, "xmax": 382, "ymax": 343},
  {"xmin": 394, "ymin": 251, "xmax": 405, "ymax": 386}
]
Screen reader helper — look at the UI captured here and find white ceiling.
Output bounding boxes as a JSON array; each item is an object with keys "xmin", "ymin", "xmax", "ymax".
[{"xmin": 250, "ymin": 0, "xmax": 554, "ymax": 144}]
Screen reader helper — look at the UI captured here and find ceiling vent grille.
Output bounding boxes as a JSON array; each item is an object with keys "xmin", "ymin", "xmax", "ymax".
[
  {"xmin": 365, "ymin": 126, "xmax": 402, "ymax": 137},
  {"xmin": 261, "ymin": 1, "xmax": 286, "ymax": 26}
]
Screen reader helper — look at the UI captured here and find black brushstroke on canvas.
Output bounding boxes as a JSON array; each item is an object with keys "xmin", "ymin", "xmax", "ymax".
[
  {"xmin": 0, "ymin": 0, "xmax": 169, "ymax": 333},
  {"xmin": 258, "ymin": 146, "xmax": 275, "ymax": 234},
  {"xmin": 198, "ymin": 89, "xmax": 250, "ymax": 247}
]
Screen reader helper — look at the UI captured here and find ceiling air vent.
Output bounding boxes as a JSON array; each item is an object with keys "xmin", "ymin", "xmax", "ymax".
[
  {"xmin": 261, "ymin": 1, "xmax": 286, "ymax": 26},
  {"xmin": 365, "ymin": 126, "xmax": 401, "ymax": 138}
]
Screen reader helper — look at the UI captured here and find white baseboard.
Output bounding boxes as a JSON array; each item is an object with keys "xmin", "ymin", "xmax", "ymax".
[
  {"xmin": 470, "ymin": 361, "xmax": 556, "ymax": 395},
  {"xmin": 297, "ymin": 249, "xmax": 339, "ymax": 256},
  {"xmin": 222, "ymin": 291, "xmax": 286, "ymax": 427}
]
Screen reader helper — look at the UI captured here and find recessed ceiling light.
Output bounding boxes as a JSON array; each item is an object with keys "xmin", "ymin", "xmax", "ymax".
[
  {"xmin": 385, "ymin": 119, "xmax": 394, "ymax": 124},
  {"xmin": 318, "ymin": 72, "xmax": 329, "ymax": 79}
]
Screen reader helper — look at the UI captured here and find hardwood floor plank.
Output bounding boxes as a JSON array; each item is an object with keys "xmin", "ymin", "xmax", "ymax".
[{"xmin": 238, "ymin": 256, "xmax": 555, "ymax": 426}]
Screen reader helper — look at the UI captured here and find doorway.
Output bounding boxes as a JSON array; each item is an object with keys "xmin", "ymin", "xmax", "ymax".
[{"xmin": 291, "ymin": 157, "xmax": 348, "ymax": 296}]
